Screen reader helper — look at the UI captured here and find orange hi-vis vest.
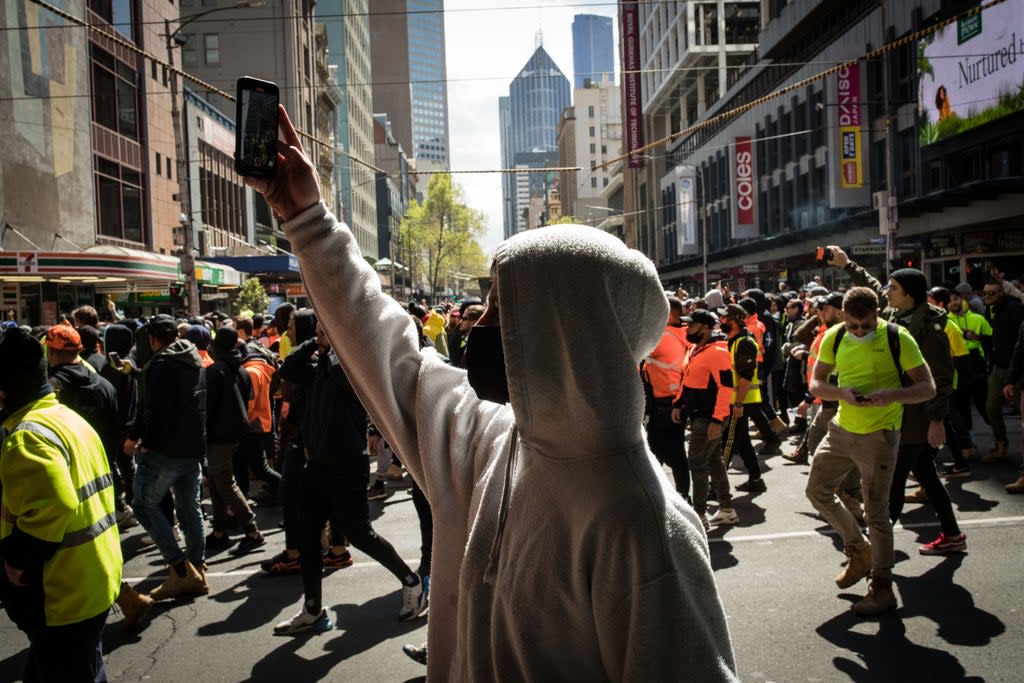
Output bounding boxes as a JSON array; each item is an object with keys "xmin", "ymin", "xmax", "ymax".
[
  {"xmin": 642, "ymin": 325, "xmax": 691, "ymax": 399},
  {"xmin": 243, "ymin": 358, "xmax": 275, "ymax": 433},
  {"xmin": 807, "ymin": 323, "xmax": 828, "ymax": 405},
  {"xmin": 745, "ymin": 314, "xmax": 765, "ymax": 363},
  {"xmin": 676, "ymin": 339, "xmax": 733, "ymax": 422}
]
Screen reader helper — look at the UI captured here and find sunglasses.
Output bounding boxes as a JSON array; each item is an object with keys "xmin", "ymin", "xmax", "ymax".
[
  {"xmin": 845, "ymin": 321, "xmax": 876, "ymax": 332},
  {"xmin": 982, "ymin": 290, "xmax": 1000, "ymax": 297}
]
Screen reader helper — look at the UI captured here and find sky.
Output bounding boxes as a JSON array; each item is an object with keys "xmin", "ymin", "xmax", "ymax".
[{"xmin": 443, "ymin": 1, "xmax": 619, "ymax": 256}]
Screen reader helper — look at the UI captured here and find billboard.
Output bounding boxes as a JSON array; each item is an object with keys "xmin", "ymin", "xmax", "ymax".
[
  {"xmin": 731, "ymin": 136, "xmax": 758, "ymax": 239},
  {"xmin": 918, "ymin": 0, "xmax": 1024, "ymax": 146},
  {"xmin": 827, "ymin": 61, "xmax": 870, "ymax": 208},
  {"xmin": 620, "ymin": 1, "xmax": 645, "ymax": 168},
  {"xmin": 676, "ymin": 166, "xmax": 698, "ymax": 256}
]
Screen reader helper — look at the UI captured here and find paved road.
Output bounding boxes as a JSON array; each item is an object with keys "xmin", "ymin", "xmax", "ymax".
[{"xmin": 2, "ymin": 417, "xmax": 1024, "ymax": 682}]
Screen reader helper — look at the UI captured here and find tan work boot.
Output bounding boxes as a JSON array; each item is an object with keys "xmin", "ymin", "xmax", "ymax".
[
  {"xmin": 982, "ymin": 440, "xmax": 1009, "ymax": 464},
  {"xmin": 835, "ymin": 542, "xmax": 872, "ymax": 589},
  {"xmin": 1005, "ymin": 474, "xmax": 1024, "ymax": 493},
  {"xmin": 852, "ymin": 575, "xmax": 897, "ymax": 616},
  {"xmin": 116, "ymin": 581, "xmax": 154, "ymax": 630},
  {"xmin": 149, "ymin": 561, "xmax": 209, "ymax": 601},
  {"xmin": 904, "ymin": 486, "xmax": 929, "ymax": 504},
  {"xmin": 770, "ymin": 416, "xmax": 789, "ymax": 435}
]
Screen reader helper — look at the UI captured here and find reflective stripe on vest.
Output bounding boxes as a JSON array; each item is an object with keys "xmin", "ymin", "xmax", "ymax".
[
  {"xmin": 729, "ymin": 334, "xmax": 762, "ymax": 404},
  {"xmin": 77, "ymin": 473, "xmax": 114, "ymax": 503},
  {"xmin": 60, "ymin": 511, "xmax": 117, "ymax": 549},
  {"xmin": 13, "ymin": 421, "xmax": 71, "ymax": 466}
]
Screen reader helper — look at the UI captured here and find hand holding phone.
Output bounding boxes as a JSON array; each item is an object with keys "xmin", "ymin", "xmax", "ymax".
[
  {"xmin": 815, "ymin": 246, "xmax": 833, "ymax": 263},
  {"xmin": 235, "ymin": 77, "xmax": 281, "ymax": 179}
]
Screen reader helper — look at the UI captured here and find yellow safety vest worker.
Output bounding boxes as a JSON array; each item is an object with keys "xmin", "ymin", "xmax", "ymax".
[
  {"xmin": 0, "ymin": 393, "xmax": 122, "ymax": 626},
  {"xmin": 728, "ymin": 332, "xmax": 762, "ymax": 405}
]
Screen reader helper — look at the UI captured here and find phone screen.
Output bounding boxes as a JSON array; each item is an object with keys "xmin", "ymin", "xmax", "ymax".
[{"xmin": 235, "ymin": 78, "xmax": 280, "ymax": 178}]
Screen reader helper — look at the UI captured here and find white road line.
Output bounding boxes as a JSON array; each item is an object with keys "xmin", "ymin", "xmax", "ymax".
[{"xmin": 124, "ymin": 515, "xmax": 1024, "ymax": 582}]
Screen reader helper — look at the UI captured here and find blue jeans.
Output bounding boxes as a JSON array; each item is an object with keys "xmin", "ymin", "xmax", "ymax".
[{"xmin": 133, "ymin": 451, "xmax": 205, "ymax": 567}]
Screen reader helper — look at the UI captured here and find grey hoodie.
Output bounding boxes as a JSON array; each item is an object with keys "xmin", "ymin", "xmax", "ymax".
[{"xmin": 284, "ymin": 202, "xmax": 737, "ymax": 682}]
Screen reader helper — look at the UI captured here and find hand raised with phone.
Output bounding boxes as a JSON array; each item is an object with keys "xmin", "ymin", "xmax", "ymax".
[{"xmin": 242, "ymin": 105, "xmax": 321, "ymax": 223}]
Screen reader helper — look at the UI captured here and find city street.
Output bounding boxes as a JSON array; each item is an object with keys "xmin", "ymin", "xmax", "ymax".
[{"xmin": 2, "ymin": 419, "xmax": 1024, "ymax": 682}]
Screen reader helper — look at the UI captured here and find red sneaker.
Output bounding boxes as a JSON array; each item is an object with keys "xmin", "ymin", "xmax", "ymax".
[{"xmin": 919, "ymin": 532, "xmax": 966, "ymax": 555}]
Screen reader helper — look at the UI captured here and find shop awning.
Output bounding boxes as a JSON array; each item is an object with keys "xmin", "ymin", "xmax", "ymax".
[
  {"xmin": 195, "ymin": 260, "xmax": 243, "ymax": 286},
  {"xmin": 0, "ymin": 245, "xmax": 180, "ymax": 283},
  {"xmin": 200, "ymin": 254, "xmax": 299, "ymax": 276}
]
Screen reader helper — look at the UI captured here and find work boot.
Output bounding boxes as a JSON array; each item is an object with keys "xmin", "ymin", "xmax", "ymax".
[
  {"xmin": 783, "ymin": 440, "xmax": 809, "ymax": 464},
  {"xmin": 1005, "ymin": 474, "xmax": 1024, "ymax": 493},
  {"xmin": 149, "ymin": 561, "xmax": 209, "ymax": 601},
  {"xmin": 982, "ymin": 440, "xmax": 1009, "ymax": 464},
  {"xmin": 835, "ymin": 542, "xmax": 872, "ymax": 589},
  {"xmin": 852, "ymin": 574, "xmax": 897, "ymax": 616},
  {"xmin": 116, "ymin": 581, "xmax": 154, "ymax": 630},
  {"xmin": 789, "ymin": 416, "xmax": 808, "ymax": 435},
  {"xmin": 770, "ymin": 416, "xmax": 789, "ymax": 435}
]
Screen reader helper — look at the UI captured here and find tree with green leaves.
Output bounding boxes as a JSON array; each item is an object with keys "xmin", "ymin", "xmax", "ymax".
[
  {"xmin": 235, "ymin": 276, "xmax": 270, "ymax": 316},
  {"xmin": 398, "ymin": 173, "xmax": 488, "ymax": 300}
]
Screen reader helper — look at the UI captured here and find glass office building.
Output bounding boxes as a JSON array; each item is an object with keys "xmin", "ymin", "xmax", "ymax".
[{"xmin": 572, "ymin": 14, "xmax": 614, "ymax": 89}]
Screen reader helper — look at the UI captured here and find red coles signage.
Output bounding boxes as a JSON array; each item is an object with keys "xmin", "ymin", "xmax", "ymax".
[
  {"xmin": 621, "ymin": 1, "xmax": 645, "ymax": 168},
  {"xmin": 734, "ymin": 136, "xmax": 755, "ymax": 226}
]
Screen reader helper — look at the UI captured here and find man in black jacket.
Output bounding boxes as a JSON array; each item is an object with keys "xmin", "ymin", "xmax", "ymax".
[
  {"xmin": 982, "ymin": 278, "xmax": 1024, "ymax": 462},
  {"xmin": 204, "ymin": 327, "xmax": 265, "ymax": 555},
  {"xmin": 124, "ymin": 314, "xmax": 209, "ymax": 601},
  {"xmin": 273, "ymin": 322, "xmax": 427, "ymax": 635}
]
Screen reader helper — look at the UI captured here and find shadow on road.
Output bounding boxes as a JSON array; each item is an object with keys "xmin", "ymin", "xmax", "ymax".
[
  {"xmin": 240, "ymin": 592, "xmax": 425, "ymax": 682},
  {"xmin": 197, "ymin": 573, "xmax": 305, "ymax": 637}
]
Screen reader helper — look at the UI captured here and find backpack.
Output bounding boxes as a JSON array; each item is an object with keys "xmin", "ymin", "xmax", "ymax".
[{"xmin": 832, "ymin": 321, "xmax": 910, "ymax": 387}]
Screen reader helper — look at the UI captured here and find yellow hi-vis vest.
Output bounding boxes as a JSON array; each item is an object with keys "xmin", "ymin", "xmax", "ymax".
[
  {"xmin": 728, "ymin": 332, "xmax": 762, "ymax": 405},
  {"xmin": 1, "ymin": 393, "xmax": 122, "ymax": 626}
]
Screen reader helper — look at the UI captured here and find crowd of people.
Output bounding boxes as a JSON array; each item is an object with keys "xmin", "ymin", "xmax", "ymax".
[{"xmin": 3, "ymin": 104, "xmax": 1022, "ymax": 680}]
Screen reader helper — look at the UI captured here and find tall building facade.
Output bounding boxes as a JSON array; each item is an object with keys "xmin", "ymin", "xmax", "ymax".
[
  {"xmin": 558, "ymin": 76, "xmax": 622, "ymax": 224},
  {"xmin": 572, "ymin": 14, "xmax": 615, "ymax": 89},
  {"xmin": 635, "ymin": 0, "xmax": 1024, "ymax": 293},
  {"xmin": 499, "ymin": 45, "xmax": 571, "ymax": 238},
  {"xmin": 369, "ymin": 0, "xmax": 450, "ymax": 205},
  {"xmin": 322, "ymin": 0, "xmax": 379, "ymax": 257}
]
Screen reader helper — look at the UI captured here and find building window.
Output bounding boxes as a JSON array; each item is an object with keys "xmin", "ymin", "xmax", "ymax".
[
  {"xmin": 166, "ymin": 156, "xmax": 172, "ymax": 180},
  {"xmin": 589, "ymin": 126, "xmax": 595, "ymax": 137},
  {"xmin": 204, "ymin": 34, "xmax": 220, "ymax": 65},
  {"xmin": 591, "ymin": 177, "xmax": 598, "ymax": 188},
  {"xmin": 588, "ymin": 105, "xmax": 595, "ymax": 118},
  {"xmin": 183, "ymin": 41, "xmax": 199, "ymax": 67},
  {"xmin": 90, "ymin": 45, "xmax": 139, "ymax": 140},
  {"xmin": 89, "ymin": 0, "xmax": 135, "ymax": 42},
  {"xmin": 95, "ymin": 157, "xmax": 144, "ymax": 244},
  {"xmin": 590, "ymin": 143, "xmax": 596, "ymax": 154},
  {"xmin": 155, "ymin": 151, "xmax": 162, "ymax": 176}
]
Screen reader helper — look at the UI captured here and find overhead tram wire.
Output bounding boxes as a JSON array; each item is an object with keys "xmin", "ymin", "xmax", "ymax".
[{"xmin": 596, "ymin": 0, "xmax": 1011, "ymax": 172}]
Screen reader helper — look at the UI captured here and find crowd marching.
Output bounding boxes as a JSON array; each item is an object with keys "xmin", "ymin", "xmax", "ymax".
[{"xmin": 3, "ymin": 106, "xmax": 1024, "ymax": 681}]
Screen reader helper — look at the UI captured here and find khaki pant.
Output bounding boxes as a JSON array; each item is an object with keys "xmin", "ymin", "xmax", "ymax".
[
  {"xmin": 805, "ymin": 420, "xmax": 900, "ymax": 577},
  {"xmin": 687, "ymin": 417, "xmax": 731, "ymax": 516}
]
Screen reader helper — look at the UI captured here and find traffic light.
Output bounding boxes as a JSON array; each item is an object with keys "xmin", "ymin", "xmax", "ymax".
[{"xmin": 170, "ymin": 284, "xmax": 182, "ymax": 297}]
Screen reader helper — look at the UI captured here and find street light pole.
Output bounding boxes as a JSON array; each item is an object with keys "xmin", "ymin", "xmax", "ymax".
[
  {"xmin": 165, "ymin": 17, "xmax": 199, "ymax": 315},
  {"xmin": 164, "ymin": 1, "xmax": 263, "ymax": 316}
]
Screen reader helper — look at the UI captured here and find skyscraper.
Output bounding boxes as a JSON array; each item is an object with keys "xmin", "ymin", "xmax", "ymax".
[
  {"xmin": 572, "ymin": 15, "xmax": 614, "ymax": 89},
  {"xmin": 370, "ymin": 0, "xmax": 451, "ymax": 175},
  {"xmin": 500, "ymin": 44, "xmax": 571, "ymax": 238}
]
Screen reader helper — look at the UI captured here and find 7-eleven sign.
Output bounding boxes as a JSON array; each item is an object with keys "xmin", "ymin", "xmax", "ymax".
[{"xmin": 17, "ymin": 253, "xmax": 38, "ymax": 273}]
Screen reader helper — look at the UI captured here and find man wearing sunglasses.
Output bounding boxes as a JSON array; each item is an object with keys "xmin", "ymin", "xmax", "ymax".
[
  {"xmin": 981, "ymin": 277, "xmax": 1024, "ymax": 463},
  {"xmin": 806, "ymin": 278, "xmax": 937, "ymax": 616}
]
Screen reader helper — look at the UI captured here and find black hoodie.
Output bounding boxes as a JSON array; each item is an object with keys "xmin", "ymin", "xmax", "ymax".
[
  {"xmin": 48, "ymin": 363, "xmax": 120, "ymax": 460},
  {"xmin": 99, "ymin": 324, "xmax": 138, "ymax": 434},
  {"xmin": 206, "ymin": 332, "xmax": 253, "ymax": 444},
  {"xmin": 129, "ymin": 339, "xmax": 207, "ymax": 458}
]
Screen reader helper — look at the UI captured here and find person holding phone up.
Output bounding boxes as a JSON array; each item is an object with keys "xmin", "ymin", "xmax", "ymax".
[{"xmin": 242, "ymin": 103, "xmax": 737, "ymax": 682}]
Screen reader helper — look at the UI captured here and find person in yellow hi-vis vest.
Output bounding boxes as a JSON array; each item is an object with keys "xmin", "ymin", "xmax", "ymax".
[{"xmin": 0, "ymin": 327, "xmax": 122, "ymax": 681}]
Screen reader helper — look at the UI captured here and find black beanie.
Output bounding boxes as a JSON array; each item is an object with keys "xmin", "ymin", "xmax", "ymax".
[
  {"xmin": 890, "ymin": 268, "xmax": 928, "ymax": 305},
  {"xmin": 0, "ymin": 328, "xmax": 50, "ymax": 415}
]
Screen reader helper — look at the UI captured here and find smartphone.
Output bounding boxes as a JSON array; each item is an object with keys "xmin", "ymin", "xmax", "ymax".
[
  {"xmin": 815, "ymin": 246, "xmax": 833, "ymax": 262},
  {"xmin": 108, "ymin": 351, "xmax": 121, "ymax": 367},
  {"xmin": 234, "ymin": 77, "xmax": 280, "ymax": 179}
]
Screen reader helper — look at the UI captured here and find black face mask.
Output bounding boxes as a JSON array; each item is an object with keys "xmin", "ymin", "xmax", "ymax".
[
  {"xmin": 464, "ymin": 326, "xmax": 510, "ymax": 404},
  {"xmin": 686, "ymin": 330, "xmax": 704, "ymax": 344},
  {"xmin": 720, "ymin": 322, "xmax": 735, "ymax": 335}
]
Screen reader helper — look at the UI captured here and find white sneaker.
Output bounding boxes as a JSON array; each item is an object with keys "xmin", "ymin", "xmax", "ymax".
[
  {"xmin": 273, "ymin": 607, "xmax": 333, "ymax": 635},
  {"xmin": 708, "ymin": 508, "xmax": 740, "ymax": 526},
  {"xmin": 399, "ymin": 578, "xmax": 428, "ymax": 621}
]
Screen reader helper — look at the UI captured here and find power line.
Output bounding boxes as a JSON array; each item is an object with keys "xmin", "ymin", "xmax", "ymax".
[{"xmin": 597, "ymin": 0, "xmax": 1012, "ymax": 171}]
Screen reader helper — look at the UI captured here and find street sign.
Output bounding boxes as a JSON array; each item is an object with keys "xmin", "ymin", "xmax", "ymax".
[
  {"xmin": 957, "ymin": 12, "xmax": 982, "ymax": 44},
  {"xmin": 852, "ymin": 244, "xmax": 886, "ymax": 255}
]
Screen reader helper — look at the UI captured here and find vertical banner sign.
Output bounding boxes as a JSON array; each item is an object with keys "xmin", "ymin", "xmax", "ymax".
[
  {"xmin": 621, "ymin": 1, "xmax": 645, "ymax": 168},
  {"xmin": 837, "ymin": 64, "xmax": 863, "ymax": 188},
  {"xmin": 676, "ymin": 165, "xmax": 698, "ymax": 255},
  {"xmin": 731, "ymin": 136, "xmax": 758, "ymax": 239}
]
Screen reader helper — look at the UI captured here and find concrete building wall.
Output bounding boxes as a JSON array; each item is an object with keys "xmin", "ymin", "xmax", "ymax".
[{"xmin": 0, "ymin": 0, "xmax": 96, "ymax": 251}]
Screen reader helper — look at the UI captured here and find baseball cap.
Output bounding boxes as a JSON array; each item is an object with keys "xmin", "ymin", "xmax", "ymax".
[
  {"xmin": 717, "ymin": 303, "xmax": 749, "ymax": 324},
  {"xmin": 46, "ymin": 324, "xmax": 83, "ymax": 352},
  {"xmin": 954, "ymin": 283, "xmax": 973, "ymax": 296},
  {"xmin": 146, "ymin": 314, "xmax": 179, "ymax": 340},
  {"xmin": 816, "ymin": 292, "xmax": 845, "ymax": 310},
  {"xmin": 681, "ymin": 310, "xmax": 718, "ymax": 327}
]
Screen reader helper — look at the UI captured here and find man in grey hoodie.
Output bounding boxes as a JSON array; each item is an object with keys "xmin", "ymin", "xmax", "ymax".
[{"xmin": 244, "ymin": 106, "xmax": 737, "ymax": 682}]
